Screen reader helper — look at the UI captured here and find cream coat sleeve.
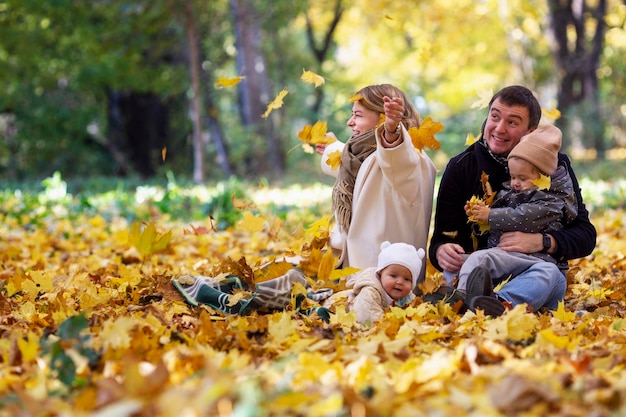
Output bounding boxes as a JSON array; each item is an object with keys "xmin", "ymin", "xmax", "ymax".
[
  {"xmin": 320, "ymin": 140, "xmax": 345, "ymax": 178},
  {"xmin": 375, "ymin": 127, "xmax": 436, "ymax": 207},
  {"xmin": 351, "ymin": 286, "xmax": 386, "ymax": 324}
]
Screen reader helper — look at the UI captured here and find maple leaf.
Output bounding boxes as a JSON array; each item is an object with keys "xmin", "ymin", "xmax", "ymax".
[
  {"xmin": 238, "ymin": 211, "xmax": 266, "ymax": 233},
  {"xmin": 532, "ymin": 174, "xmax": 551, "ymax": 190},
  {"xmin": 317, "ymin": 249, "xmax": 337, "ymax": 282},
  {"xmin": 297, "ymin": 121, "xmax": 335, "ymax": 145},
  {"xmin": 481, "ymin": 171, "xmax": 496, "ymax": 205},
  {"xmin": 542, "ymin": 106, "xmax": 561, "ymax": 121},
  {"xmin": 300, "ymin": 69, "xmax": 325, "ymax": 87},
  {"xmin": 231, "ymin": 194, "xmax": 256, "ymax": 210},
  {"xmin": 184, "ymin": 224, "xmax": 212, "ymax": 235},
  {"xmin": 471, "ymin": 88, "xmax": 493, "ymax": 109},
  {"xmin": 408, "ymin": 117, "xmax": 443, "ymax": 151},
  {"xmin": 215, "ymin": 76, "xmax": 245, "ymax": 88},
  {"xmin": 465, "ymin": 131, "xmax": 481, "ymax": 146},
  {"xmin": 325, "ymin": 150, "xmax": 342, "ymax": 170},
  {"xmin": 329, "ymin": 266, "xmax": 360, "ymax": 281},
  {"xmin": 128, "ymin": 221, "xmax": 172, "ymax": 258},
  {"xmin": 552, "ymin": 301, "xmax": 576, "ymax": 322},
  {"xmin": 349, "ymin": 93, "xmax": 363, "ymax": 102},
  {"xmin": 261, "ymin": 88, "xmax": 288, "ymax": 118},
  {"xmin": 537, "ymin": 327, "xmax": 579, "ymax": 350}
]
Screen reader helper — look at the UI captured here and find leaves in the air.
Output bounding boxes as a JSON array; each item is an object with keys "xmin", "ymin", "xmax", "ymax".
[
  {"xmin": 215, "ymin": 76, "xmax": 245, "ymax": 88},
  {"xmin": 261, "ymin": 88, "xmax": 288, "ymax": 118},
  {"xmin": 542, "ymin": 106, "xmax": 562, "ymax": 121},
  {"xmin": 297, "ymin": 120, "xmax": 336, "ymax": 147},
  {"xmin": 471, "ymin": 88, "xmax": 493, "ymax": 109},
  {"xmin": 465, "ymin": 131, "xmax": 481, "ymax": 146},
  {"xmin": 408, "ymin": 117, "xmax": 443, "ymax": 151},
  {"xmin": 300, "ymin": 69, "xmax": 325, "ymax": 87}
]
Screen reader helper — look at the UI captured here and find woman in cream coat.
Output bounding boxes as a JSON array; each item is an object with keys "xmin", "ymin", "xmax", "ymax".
[{"xmin": 318, "ymin": 84, "xmax": 436, "ymax": 283}]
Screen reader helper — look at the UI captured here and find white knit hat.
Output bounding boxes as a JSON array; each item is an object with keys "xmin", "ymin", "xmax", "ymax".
[
  {"xmin": 375, "ymin": 241, "xmax": 425, "ymax": 287},
  {"xmin": 508, "ymin": 124, "xmax": 562, "ymax": 175}
]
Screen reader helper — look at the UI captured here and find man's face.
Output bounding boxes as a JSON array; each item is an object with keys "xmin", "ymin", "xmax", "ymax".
[{"xmin": 484, "ymin": 98, "xmax": 533, "ymax": 156}]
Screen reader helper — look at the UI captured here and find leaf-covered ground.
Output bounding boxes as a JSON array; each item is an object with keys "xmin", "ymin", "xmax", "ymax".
[{"xmin": 1, "ymin": 182, "xmax": 626, "ymax": 417}]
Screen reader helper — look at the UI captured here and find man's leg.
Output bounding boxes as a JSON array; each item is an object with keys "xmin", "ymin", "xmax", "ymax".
[{"xmin": 496, "ymin": 261, "xmax": 566, "ymax": 310}]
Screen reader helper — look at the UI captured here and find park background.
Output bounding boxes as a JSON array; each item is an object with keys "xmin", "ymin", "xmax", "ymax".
[{"xmin": 2, "ymin": 1, "xmax": 626, "ymax": 416}]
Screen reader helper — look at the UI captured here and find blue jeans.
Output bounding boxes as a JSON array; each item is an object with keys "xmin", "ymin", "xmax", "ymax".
[
  {"xmin": 457, "ymin": 248, "xmax": 566, "ymax": 311},
  {"xmin": 497, "ymin": 261, "xmax": 566, "ymax": 310}
]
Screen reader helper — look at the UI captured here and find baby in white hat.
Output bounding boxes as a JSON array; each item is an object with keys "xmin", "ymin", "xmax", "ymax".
[{"xmin": 325, "ymin": 241, "xmax": 425, "ymax": 324}]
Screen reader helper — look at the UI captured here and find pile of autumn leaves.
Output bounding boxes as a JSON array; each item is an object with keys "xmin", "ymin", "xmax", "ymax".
[{"xmin": 1, "ymin": 198, "xmax": 626, "ymax": 416}]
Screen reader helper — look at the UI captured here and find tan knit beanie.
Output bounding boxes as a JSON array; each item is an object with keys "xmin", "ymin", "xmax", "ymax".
[{"xmin": 508, "ymin": 124, "xmax": 562, "ymax": 175}]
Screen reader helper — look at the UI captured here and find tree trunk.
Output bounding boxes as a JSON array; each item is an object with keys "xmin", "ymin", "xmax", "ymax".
[
  {"xmin": 305, "ymin": 0, "xmax": 343, "ymax": 113},
  {"xmin": 183, "ymin": 1, "xmax": 205, "ymax": 184},
  {"xmin": 230, "ymin": 0, "xmax": 283, "ymax": 178},
  {"xmin": 106, "ymin": 90, "xmax": 168, "ymax": 178},
  {"xmin": 548, "ymin": 0, "xmax": 607, "ymax": 157}
]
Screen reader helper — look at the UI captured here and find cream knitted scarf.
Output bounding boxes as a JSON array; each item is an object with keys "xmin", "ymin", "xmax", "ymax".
[{"xmin": 331, "ymin": 129, "xmax": 377, "ymax": 231}]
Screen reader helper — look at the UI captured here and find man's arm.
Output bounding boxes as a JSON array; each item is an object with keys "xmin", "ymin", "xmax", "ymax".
[
  {"xmin": 428, "ymin": 157, "xmax": 476, "ymax": 271},
  {"xmin": 550, "ymin": 154, "xmax": 596, "ymax": 261}
]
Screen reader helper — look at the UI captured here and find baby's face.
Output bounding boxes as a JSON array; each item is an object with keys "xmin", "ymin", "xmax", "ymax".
[
  {"xmin": 508, "ymin": 157, "xmax": 541, "ymax": 192},
  {"xmin": 379, "ymin": 264, "xmax": 413, "ymax": 300}
]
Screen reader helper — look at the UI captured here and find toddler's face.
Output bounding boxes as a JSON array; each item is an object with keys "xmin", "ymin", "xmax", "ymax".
[
  {"xmin": 508, "ymin": 157, "xmax": 541, "ymax": 192},
  {"xmin": 379, "ymin": 264, "xmax": 413, "ymax": 300}
]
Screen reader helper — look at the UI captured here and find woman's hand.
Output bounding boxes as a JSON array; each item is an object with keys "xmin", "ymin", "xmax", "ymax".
[
  {"xmin": 315, "ymin": 132, "xmax": 338, "ymax": 154},
  {"xmin": 383, "ymin": 96, "xmax": 404, "ymax": 133}
]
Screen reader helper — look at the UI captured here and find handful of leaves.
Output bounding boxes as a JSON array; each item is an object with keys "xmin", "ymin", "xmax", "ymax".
[{"xmin": 467, "ymin": 172, "xmax": 496, "ymax": 247}]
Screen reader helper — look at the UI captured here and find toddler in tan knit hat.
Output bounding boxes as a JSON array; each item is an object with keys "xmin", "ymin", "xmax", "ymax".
[{"xmin": 502, "ymin": 125, "xmax": 562, "ymax": 193}]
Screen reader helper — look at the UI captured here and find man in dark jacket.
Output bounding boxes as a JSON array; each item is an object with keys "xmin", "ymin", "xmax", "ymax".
[{"xmin": 429, "ymin": 85, "xmax": 596, "ymax": 314}]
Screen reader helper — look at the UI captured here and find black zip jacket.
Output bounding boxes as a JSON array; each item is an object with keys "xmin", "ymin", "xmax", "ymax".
[{"xmin": 428, "ymin": 141, "xmax": 596, "ymax": 271}]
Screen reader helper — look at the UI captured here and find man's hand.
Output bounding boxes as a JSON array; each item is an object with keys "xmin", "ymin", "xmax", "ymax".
[
  {"xmin": 498, "ymin": 231, "xmax": 544, "ymax": 253},
  {"xmin": 436, "ymin": 243, "xmax": 466, "ymax": 273}
]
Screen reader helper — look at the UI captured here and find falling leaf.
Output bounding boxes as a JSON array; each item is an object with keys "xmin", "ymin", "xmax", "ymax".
[
  {"xmin": 385, "ymin": 15, "xmax": 394, "ymax": 20},
  {"xmin": 471, "ymin": 88, "xmax": 493, "ymax": 109},
  {"xmin": 161, "ymin": 146, "xmax": 167, "ymax": 161},
  {"xmin": 261, "ymin": 88, "xmax": 288, "ymax": 119},
  {"xmin": 542, "ymin": 106, "xmax": 561, "ymax": 121},
  {"xmin": 325, "ymin": 150, "xmax": 342, "ymax": 170},
  {"xmin": 300, "ymin": 70, "xmax": 325, "ymax": 87},
  {"xmin": 297, "ymin": 121, "xmax": 335, "ymax": 145},
  {"xmin": 408, "ymin": 117, "xmax": 443, "ymax": 151},
  {"xmin": 532, "ymin": 174, "xmax": 551, "ymax": 190},
  {"xmin": 465, "ymin": 132, "xmax": 481, "ymax": 146},
  {"xmin": 215, "ymin": 76, "xmax": 245, "ymax": 88},
  {"xmin": 231, "ymin": 194, "xmax": 256, "ymax": 210}
]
